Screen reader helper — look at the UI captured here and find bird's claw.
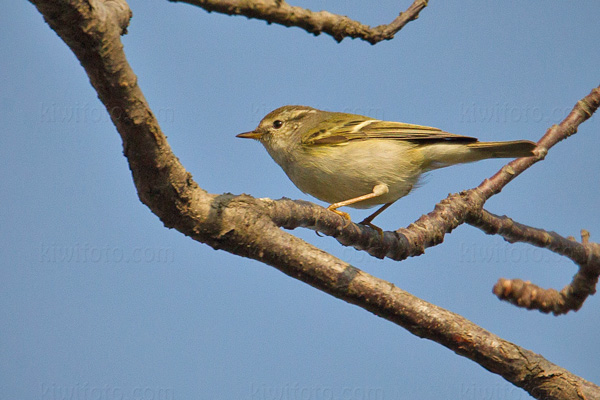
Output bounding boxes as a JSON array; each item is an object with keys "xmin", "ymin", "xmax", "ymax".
[
  {"xmin": 327, "ymin": 207, "xmax": 352, "ymax": 228},
  {"xmin": 358, "ymin": 218, "xmax": 384, "ymax": 240}
]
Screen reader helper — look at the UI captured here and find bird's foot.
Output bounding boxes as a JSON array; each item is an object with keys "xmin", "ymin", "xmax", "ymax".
[
  {"xmin": 327, "ymin": 206, "xmax": 352, "ymax": 228},
  {"xmin": 358, "ymin": 218, "xmax": 384, "ymax": 239}
]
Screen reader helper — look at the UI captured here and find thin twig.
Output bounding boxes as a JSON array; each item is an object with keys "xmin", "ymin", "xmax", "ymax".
[
  {"xmin": 170, "ymin": 0, "xmax": 428, "ymax": 44},
  {"xmin": 468, "ymin": 210, "xmax": 600, "ymax": 314}
]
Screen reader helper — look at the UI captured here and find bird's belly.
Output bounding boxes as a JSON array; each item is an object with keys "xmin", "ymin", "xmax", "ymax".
[{"xmin": 282, "ymin": 141, "xmax": 423, "ymax": 208}]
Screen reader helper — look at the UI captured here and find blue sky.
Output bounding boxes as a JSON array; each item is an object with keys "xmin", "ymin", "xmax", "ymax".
[{"xmin": 2, "ymin": 1, "xmax": 600, "ymax": 399}]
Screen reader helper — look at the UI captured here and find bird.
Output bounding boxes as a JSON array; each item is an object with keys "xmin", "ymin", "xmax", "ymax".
[{"xmin": 237, "ymin": 105, "xmax": 537, "ymax": 230}]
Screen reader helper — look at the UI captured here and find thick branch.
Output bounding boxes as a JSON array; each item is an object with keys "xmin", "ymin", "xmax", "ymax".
[
  {"xmin": 29, "ymin": 0, "xmax": 600, "ymax": 397},
  {"xmin": 170, "ymin": 0, "xmax": 428, "ymax": 44},
  {"xmin": 269, "ymin": 190, "xmax": 487, "ymax": 260}
]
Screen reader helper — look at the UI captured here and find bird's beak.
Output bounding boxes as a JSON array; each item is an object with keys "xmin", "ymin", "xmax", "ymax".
[{"xmin": 236, "ymin": 130, "xmax": 263, "ymax": 139}]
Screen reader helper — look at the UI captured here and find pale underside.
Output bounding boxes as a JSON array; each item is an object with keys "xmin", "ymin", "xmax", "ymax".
[{"xmin": 279, "ymin": 139, "xmax": 428, "ymax": 208}]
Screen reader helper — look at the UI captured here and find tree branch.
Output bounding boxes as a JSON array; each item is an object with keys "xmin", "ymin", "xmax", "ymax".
[
  {"xmin": 169, "ymin": 0, "xmax": 428, "ymax": 44},
  {"xmin": 305, "ymin": 86, "xmax": 600, "ymax": 261},
  {"xmin": 28, "ymin": 0, "xmax": 600, "ymax": 397},
  {"xmin": 468, "ymin": 210, "xmax": 600, "ymax": 314}
]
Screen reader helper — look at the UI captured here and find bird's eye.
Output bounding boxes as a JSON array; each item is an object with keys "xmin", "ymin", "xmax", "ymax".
[{"xmin": 272, "ymin": 120, "xmax": 284, "ymax": 129}]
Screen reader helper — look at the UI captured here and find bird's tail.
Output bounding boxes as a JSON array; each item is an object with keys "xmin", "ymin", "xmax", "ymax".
[
  {"xmin": 466, "ymin": 140, "xmax": 537, "ymax": 159},
  {"xmin": 421, "ymin": 140, "xmax": 537, "ymax": 170}
]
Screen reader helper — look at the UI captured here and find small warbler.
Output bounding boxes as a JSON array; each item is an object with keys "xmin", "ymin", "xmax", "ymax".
[{"xmin": 237, "ymin": 105, "xmax": 536, "ymax": 228}]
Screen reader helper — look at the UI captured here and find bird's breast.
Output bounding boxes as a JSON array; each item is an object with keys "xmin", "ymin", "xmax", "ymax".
[{"xmin": 275, "ymin": 140, "xmax": 424, "ymax": 207}]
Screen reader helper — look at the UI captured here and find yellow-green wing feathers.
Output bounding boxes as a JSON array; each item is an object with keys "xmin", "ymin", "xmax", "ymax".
[{"xmin": 302, "ymin": 117, "xmax": 477, "ymax": 145}]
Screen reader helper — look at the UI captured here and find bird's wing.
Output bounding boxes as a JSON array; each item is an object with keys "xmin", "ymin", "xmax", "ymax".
[{"xmin": 302, "ymin": 118, "xmax": 478, "ymax": 145}]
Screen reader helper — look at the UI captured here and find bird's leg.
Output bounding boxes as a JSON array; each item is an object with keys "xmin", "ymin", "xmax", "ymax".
[
  {"xmin": 360, "ymin": 184, "xmax": 412, "ymax": 235},
  {"xmin": 327, "ymin": 184, "xmax": 389, "ymax": 229},
  {"xmin": 358, "ymin": 201, "xmax": 396, "ymax": 236}
]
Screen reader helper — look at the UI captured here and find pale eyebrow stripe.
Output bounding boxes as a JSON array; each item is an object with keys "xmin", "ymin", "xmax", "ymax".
[{"xmin": 290, "ymin": 109, "xmax": 317, "ymax": 119}]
